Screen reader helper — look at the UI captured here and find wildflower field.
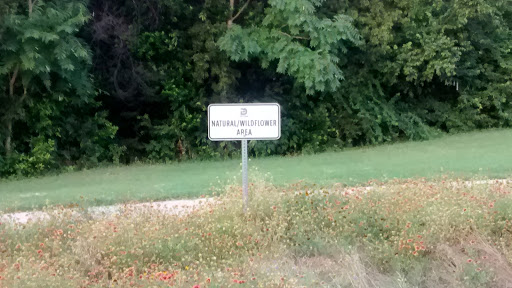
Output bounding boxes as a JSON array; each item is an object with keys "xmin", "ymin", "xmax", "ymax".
[{"xmin": 1, "ymin": 178, "xmax": 512, "ymax": 287}]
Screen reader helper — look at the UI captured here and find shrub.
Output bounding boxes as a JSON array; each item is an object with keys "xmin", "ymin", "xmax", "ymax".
[{"xmin": 14, "ymin": 137, "xmax": 56, "ymax": 177}]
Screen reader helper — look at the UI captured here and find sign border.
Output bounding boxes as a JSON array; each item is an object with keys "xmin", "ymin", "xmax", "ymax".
[{"xmin": 208, "ymin": 103, "xmax": 281, "ymax": 141}]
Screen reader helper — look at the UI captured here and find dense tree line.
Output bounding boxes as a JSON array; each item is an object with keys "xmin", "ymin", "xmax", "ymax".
[{"xmin": 1, "ymin": 0, "xmax": 511, "ymax": 177}]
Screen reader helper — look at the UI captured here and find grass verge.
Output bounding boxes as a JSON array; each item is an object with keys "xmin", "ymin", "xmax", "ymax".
[
  {"xmin": 1, "ymin": 177, "xmax": 511, "ymax": 287},
  {"xmin": 1, "ymin": 128, "xmax": 512, "ymax": 211}
]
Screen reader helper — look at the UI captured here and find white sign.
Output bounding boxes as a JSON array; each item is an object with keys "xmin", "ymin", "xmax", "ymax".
[{"xmin": 208, "ymin": 103, "xmax": 281, "ymax": 141}]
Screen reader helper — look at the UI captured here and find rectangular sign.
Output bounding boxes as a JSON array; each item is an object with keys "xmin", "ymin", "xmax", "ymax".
[{"xmin": 208, "ymin": 103, "xmax": 281, "ymax": 141}]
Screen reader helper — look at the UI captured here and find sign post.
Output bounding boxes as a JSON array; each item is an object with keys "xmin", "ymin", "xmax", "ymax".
[
  {"xmin": 208, "ymin": 103, "xmax": 281, "ymax": 213},
  {"xmin": 241, "ymin": 139, "xmax": 248, "ymax": 213}
]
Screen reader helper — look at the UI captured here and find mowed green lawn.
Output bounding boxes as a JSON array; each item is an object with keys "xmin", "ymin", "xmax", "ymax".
[{"xmin": 1, "ymin": 129, "xmax": 512, "ymax": 212}]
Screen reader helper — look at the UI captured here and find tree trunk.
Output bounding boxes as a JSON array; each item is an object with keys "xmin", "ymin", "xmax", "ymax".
[
  {"xmin": 28, "ymin": 0, "xmax": 37, "ymax": 16},
  {"xmin": 228, "ymin": 0, "xmax": 234, "ymax": 28},
  {"xmin": 5, "ymin": 119, "xmax": 12, "ymax": 157},
  {"xmin": 227, "ymin": 0, "xmax": 250, "ymax": 28},
  {"xmin": 5, "ymin": 65, "xmax": 20, "ymax": 157}
]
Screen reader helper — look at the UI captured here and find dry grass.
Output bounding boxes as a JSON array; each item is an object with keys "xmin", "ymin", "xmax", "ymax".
[{"xmin": 1, "ymin": 177, "xmax": 512, "ymax": 287}]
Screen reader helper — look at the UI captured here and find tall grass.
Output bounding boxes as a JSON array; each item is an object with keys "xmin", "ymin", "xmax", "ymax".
[{"xmin": 1, "ymin": 178, "xmax": 512, "ymax": 287}]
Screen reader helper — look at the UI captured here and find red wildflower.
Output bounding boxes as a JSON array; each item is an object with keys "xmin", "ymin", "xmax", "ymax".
[
  {"xmin": 467, "ymin": 259, "xmax": 473, "ymax": 263},
  {"xmin": 37, "ymin": 249, "xmax": 43, "ymax": 254},
  {"xmin": 39, "ymin": 243, "xmax": 44, "ymax": 247},
  {"xmin": 193, "ymin": 285, "xmax": 200, "ymax": 288},
  {"xmin": 206, "ymin": 278, "xmax": 211, "ymax": 283}
]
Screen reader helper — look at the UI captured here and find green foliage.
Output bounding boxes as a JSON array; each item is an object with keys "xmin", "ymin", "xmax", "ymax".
[
  {"xmin": 86, "ymin": 0, "xmax": 512, "ymax": 169},
  {"xmin": 0, "ymin": 1, "xmax": 92, "ymax": 88},
  {"xmin": 0, "ymin": 0, "xmax": 117, "ymax": 177},
  {"xmin": 109, "ymin": 144, "xmax": 127, "ymax": 165},
  {"xmin": 14, "ymin": 136, "xmax": 56, "ymax": 177},
  {"xmin": 219, "ymin": 0, "xmax": 362, "ymax": 94},
  {"xmin": 0, "ymin": 136, "xmax": 56, "ymax": 178},
  {"xmin": 0, "ymin": 154, "xmax": 17, "ymax": 177},
  {"xmin": 2, "ymin": 0, "xmax": 512, "ymax": 177},
  {"xmin": 339, "ymin": 0, "xmax": 512, "ymax": 135},
  {"xmin": 129, "ymin": 0, "xmax": 241, "ymax": 162},
  {"xmin": 217, "ymin": 0, "xmax": 510, "ymax": 151}
]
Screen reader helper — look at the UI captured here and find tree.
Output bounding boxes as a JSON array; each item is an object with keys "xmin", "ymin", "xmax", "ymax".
[
  {"xmin": 338, "ymin": 0, "xmax": 512, "ymax": 132},
  {"xmin": 0, "ymin": 0, "xmax": 92, "ymax": 156},
  {"xmin": 218, "ymin": 0, "xmax": 362, "ymax": 94}
]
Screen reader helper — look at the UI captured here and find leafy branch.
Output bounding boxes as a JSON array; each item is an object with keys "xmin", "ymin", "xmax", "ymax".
[{"xmin": 277, "ymin": 31, "xmax": 310, "ymax": 40}]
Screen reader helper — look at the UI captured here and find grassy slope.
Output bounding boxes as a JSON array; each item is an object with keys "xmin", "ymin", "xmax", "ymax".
[{"xmin": 1, "ymin": 129, "xmax": 512, "ymax": 211}]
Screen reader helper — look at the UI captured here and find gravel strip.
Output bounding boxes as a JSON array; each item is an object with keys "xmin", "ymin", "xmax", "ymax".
[
  {"xmin": 1, "ymin": 179, "xmax": 510, "ymax": 225},
  {"xmin": 0, "ymin": 198, "xmax": 215, "ymax": 225}
]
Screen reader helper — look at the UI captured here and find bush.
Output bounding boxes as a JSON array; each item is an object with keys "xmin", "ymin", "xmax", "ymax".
[
  {"xmin": 0, "ymin": 136, "xmax": 57, "ymax": 178},
  {"xmin": 14, "ymin": 136, "xmax": 56, "ymax": 177}
]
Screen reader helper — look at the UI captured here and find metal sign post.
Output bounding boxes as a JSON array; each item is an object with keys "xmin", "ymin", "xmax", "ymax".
[
  {"xmin": 241, "ymin": 140, "xmax": 248, "ymax": 213},
  {"xmin": 208, "ymin": 103, "xmax": 281, "ymax": 213}
]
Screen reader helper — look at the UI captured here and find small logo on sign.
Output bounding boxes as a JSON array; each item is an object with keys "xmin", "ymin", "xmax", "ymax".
[{"xmin": 241, "ymin": 108, "xmax": 248, "ymax": 117}]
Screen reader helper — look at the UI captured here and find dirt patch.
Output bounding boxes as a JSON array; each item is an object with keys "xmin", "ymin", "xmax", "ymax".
[{"xmin": 0, "ymin": 198, "xmax": 215, "ymax": 225}]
